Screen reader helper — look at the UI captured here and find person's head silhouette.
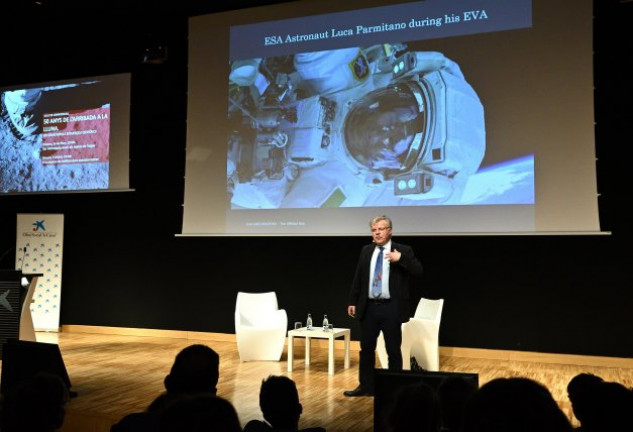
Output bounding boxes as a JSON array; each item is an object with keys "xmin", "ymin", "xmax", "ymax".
[
  {"xmin": 1, "ymin": 371, "xmax": 70, "ymax": 432},
  {"xmin": 259, "ymin": 375, "xmax": 303, "ymax": 429},
  {"xmin": 163, "ymin": 344, "xmax": 220, "ymax": 395},
  {"xmin": 567, "ymin": 372, "xmax": 604, "ymax": 428},
  {"xmin": 462, "ymin": 377, "xmax": 572, "ymax": 432}
]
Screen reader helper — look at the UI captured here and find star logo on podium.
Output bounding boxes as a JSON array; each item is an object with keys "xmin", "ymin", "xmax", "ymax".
[{"xmin": 0, "ymin": 290, "xmax": 13, "ymax": 312}]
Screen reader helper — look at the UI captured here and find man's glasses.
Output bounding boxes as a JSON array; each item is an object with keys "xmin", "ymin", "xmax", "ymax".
[{"xmin": 372, "ymin": 227, "xmax": 391, "ymax": 232}]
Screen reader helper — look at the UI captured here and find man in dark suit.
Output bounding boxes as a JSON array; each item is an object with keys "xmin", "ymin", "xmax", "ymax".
[{"xmin": 344, "ymin": 215, "xmax": 423, "ymax": 397}]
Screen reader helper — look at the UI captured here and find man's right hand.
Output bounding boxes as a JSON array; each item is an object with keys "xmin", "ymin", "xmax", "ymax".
[{"xmin": 347, "ymin": 305, "xmax": 356, "ymax": 318}]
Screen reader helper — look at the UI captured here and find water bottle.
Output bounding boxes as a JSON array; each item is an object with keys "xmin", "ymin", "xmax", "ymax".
[
  {"xmin": 322, "ymin": 314, "xmax": 329, "ymax": 331},
  {"xmin": 306, "ymin": 313, "xmax": 313, "ymax": 330}
]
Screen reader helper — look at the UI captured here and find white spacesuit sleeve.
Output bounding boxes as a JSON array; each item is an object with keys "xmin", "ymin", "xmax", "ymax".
[{"xmin": 413, "ymin": 51, "xmax": 464, "ymax": 79}]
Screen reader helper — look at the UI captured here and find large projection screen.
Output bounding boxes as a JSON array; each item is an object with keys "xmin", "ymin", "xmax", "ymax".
[
  {"xmin": 183, "ymin": 0, "xmax": 602, "ymax": 236},
  {"xmin": 0, "ymin": 73, "xmax": 131, "ymax": 195}
]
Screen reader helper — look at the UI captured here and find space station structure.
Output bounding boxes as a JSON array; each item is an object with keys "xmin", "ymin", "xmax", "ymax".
[{"xmin": 227, "ymin": 43, "xmax": 485, "ymax": 209}]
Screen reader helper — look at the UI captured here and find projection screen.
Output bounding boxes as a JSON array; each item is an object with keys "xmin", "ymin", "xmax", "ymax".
[
  {"xmin": 0, "ymin": 73, "xmax": 131, "ymax": 195},
  {"xmin": 183, "ymin": 0, "xmax": 602, "ymax": 236}
]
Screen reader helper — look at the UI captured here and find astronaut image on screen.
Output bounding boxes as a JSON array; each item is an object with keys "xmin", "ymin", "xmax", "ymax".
[{"xmin": 227, "ymin": 43, "xmax": 486, "ymax": 209}]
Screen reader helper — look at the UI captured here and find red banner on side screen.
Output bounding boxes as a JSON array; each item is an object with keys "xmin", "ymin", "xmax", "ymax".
[{"xmin": 41, "ymin": 107, "xmax": 110, "ymax": 165}]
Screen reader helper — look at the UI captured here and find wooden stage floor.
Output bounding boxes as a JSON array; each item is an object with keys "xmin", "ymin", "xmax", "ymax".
[{"xmin": 6, "ymin": 331, "xmax": 633, "ymax": 432}]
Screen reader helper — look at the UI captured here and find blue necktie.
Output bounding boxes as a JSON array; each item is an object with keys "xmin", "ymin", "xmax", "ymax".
[{"xmin": 372, "ymin": 246, "xmax": 384, "ymax": 298}]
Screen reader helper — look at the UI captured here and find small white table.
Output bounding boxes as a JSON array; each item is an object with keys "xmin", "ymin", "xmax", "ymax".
[{"xmin": 287, "ymin": 327, "xmax": 351, "ymax": 375}]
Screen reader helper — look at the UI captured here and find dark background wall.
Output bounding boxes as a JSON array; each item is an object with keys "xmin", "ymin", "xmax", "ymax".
[{"xmin": 1, "ymin": 0, "xmax": 631, "ymax": 358}]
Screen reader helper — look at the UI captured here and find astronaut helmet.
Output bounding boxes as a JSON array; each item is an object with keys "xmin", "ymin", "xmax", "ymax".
[{"xmin": 343, "ymin": 82, "xmax": 426, "ymax": 174}]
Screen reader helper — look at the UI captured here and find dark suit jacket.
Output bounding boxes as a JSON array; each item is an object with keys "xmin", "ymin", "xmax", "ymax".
[{"xmin": 348, "ymin": 240, "xmax": 423, "ymax": 323}]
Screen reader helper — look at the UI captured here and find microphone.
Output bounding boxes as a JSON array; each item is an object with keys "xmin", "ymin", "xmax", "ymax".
[
  {"xmin": 17, "ymin": 246, "xmax": 27, "ymax": 271},
  {"xmin": 18, "ymin": 246, "xmax": 30, "ymax": 287}
]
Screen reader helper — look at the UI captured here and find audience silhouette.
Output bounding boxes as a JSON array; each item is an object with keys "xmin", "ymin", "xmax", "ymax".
[
  {"xmin": 110, "ymin": 343, "xmax": 220, "ymax": 432},
  {"xmin": 158, "ymin": 393, "xmax": 242, "ymax": 432},
  {"xmin": 567, "ymin": 373, "xmax": 605, "ymax": 431},
  {"xmin": 60, "ymin": 342, "xmax": 633, "ymax": 432},
  {"xmin": 243, "ymin": 375, "xmax": 325, "ymax": 432},
  {"xmin": 437, "ymin": 375, "xmax": 478, "ymax": 432},
  {"xmin": 462, "ymin": 377, "xmax": 572, "ymax": 432},
  {"xmin": 383, "ymin": 380, "xmax": 441, "ymax": 432},
  {"xmin": 597, "ymin": 380, "xmax": 633, "ymax": 431},
  {"xmin": 0, "ymin": 371, "xmax": 70, "ymax": 432},
  {"xmin": 567, "ymin": 373, "xmax": 633, "ymax": 431}
]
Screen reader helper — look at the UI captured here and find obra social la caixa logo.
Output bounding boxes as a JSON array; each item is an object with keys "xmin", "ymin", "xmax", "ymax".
[{"xmin": 23, "ymin": 220, "xmax": 57, "ymax": 238}]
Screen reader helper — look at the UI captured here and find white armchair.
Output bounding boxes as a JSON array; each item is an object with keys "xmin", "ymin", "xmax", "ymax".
[
  {"xmin": 377, "ymin": 297, "xmax": 444, "ymax": 371},
  {"xmin": 235, "ymin": 292, "xmax": 288, "ymax": 361}
]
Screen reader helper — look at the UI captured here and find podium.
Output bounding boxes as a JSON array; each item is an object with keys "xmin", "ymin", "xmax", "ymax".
[
  {"xmin": 0, "ymin": 270, "xmax": 72, "ymax": 398},
  {"xmin": 0, "ymin": 270, "xmax": 40, "ymax": 359}
]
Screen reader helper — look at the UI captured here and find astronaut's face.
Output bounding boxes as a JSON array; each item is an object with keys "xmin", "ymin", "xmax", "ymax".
[
  {"xmin": 371, "ymin": 220, "xmax": 392, "ymax": 246},
  {"xmin": 343, "ymin": 83, "xmax": 424, "ymax": 172}
]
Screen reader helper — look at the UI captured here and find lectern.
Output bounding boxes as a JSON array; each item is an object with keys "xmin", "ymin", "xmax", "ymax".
[
  {"xmin": 0, "ymin": 270, "xmax": 40, "ymax": 359},
  {"xmin": 0, "ymin": 270, "xmax": 73, "ymax": 398}
]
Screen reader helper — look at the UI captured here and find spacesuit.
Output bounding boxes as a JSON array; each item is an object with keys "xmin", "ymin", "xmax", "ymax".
[{"xmin": 227, "ymin": 43, "xmax": 485, "ymax": 209}]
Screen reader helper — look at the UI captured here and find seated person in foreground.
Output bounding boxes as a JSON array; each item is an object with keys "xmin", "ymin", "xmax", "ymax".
[
  {"xmin": 1, "ymin": 371, "xmax": 70, "ymax": 432},
  {"xmin": 436, "ymin": 375, "xmax": 478, "ymax": 432},
  {"xmin": 383, "ymin": 381, "xmax": 441, "ymax": 432},
  {"xmin": 243, "ymin": 375, "xmax": 325, "ymax": 432},
  {"xmin": 566, "ymin": 372, "xmax": 604, "ymax": 431},
  {"xmin": 158, "ymin": 393, "xmax": 241, "ymax": 432},
  {"xmin": 111, "ymin": 343, "xmax": 220, "ymax": 432},
  {"xmin": 462, "ymin": 377, "xmax": 572, "ymax": 432}
]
